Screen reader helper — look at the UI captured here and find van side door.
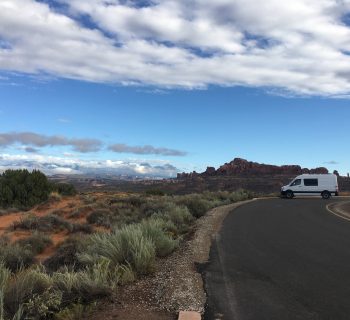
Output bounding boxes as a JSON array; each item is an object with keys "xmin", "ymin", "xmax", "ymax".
[{"xmin": 303, "ymin": 178, "xmax": 319, "ymax": 196}]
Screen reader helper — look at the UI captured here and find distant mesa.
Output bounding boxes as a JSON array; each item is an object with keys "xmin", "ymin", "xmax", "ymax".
[{"xmin": 177, "ymin": 158, "xmax": 329, "ymax": 179}]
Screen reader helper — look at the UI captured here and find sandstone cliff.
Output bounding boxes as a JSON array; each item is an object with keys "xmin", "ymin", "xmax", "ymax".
[{"xmin": 177, "ymin": 158, "xmax": 329, "ymax": 179}]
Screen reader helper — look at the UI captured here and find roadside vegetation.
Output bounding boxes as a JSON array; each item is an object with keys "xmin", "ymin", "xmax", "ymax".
[
  {"xmin": 0, "ymin": 169, "xmax": 76, "ymax": 210},
  {"xmin": 0, "ymin": 170, "xmax": 253, "ymax": 319}
]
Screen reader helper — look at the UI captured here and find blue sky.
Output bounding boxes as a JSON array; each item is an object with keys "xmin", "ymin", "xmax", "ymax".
[{"xmin": 0, "ymin": 0, "xmax": 350, "ymax": 176}]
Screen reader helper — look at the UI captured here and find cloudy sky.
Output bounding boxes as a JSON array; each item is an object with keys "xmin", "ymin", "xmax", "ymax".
[{"xmin": 0, "ymin": 0, "xmax": 350, "ymax": 176}]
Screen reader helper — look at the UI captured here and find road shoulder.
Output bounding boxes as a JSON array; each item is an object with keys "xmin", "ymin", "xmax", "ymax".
[{"xmin": 327, "ymin": 200, "xmax": 350, "ymax": 221}]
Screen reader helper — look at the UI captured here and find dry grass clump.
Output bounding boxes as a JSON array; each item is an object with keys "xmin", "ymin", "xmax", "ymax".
[
  {"xmin": 12, "ymin": 214, "xmax": 71, "ymax": 232},
  {"xmin": 12, "ymin": 214, "xmax": 92, "ymax": 235},
  {"xmin": 0, "ymin": 243, "xmax": 35, "ymax": 272},
  {"xmin": 48, "ymin": 192, "xmax": 62, "ymax": 202},
  {"xmin": 44, "ymin": 236, "xmax": 88, "ymax": 272},
  {"xmin": 86, "ymin": 209, "xmax": 112, "ymax": 227},
  {"xmin": 79, "ymin": 226, "xmax": 156, "ymax": 275},
  {"xmin": 15, "ymin": 232, "xmax": 53, "ymax": 255},
  {"xmin": 0, "ymin": 263, "xmax": 117, "ymax": 320}
]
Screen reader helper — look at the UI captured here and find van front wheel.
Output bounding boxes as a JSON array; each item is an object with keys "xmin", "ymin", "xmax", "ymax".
[
  {"xmin": 321, "ymin": 191, "xmax": 331, "ymax": 200},
  {"xmin": 286, "ymin": 190, "xmax": 294, "ymax": 199}
]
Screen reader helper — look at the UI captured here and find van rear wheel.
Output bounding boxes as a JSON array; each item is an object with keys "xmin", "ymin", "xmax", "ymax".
[
  {"xmin": 321, "ymin": 191, "xmax": 331, "ymax": 200},
  {"xmin": 286, "ymin": 191, "xmax": 294, "ymax": 199}
]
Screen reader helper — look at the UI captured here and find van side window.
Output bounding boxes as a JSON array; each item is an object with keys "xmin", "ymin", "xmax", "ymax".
[
  {"xmin": 291, "ymin": 179, "xmax": 301, "ymax": 186},
  {"xmin": 304, "ymin": 179, "xmax": 318, "ymax": 186}
]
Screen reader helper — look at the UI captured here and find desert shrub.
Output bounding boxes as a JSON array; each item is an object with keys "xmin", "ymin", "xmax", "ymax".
[
  {"xmin": 140, "ymin": 198, "xmax": 174, "ymax": 217},
  {"xmin": 117, "ymin": 263, "xmax": 135, "ymax": 285},
  {"xmin": 79, "ymin": 225, "xmax": 156, "ymax": 275},
  {"xmin": 159, "ymin": 204, "xmax": 194, "ymax": 235},
  {"xmin": 0, "ymin": 243, "xmax": 35, "ymax": 272},
  {"xmin": 55, "ymin": 302, "xmax": 95, "ymax": 320},
  {"xmin": 177, "ymin": 195, "xmax": 212, "ymax": 218},
  {"xmin": 4, "ymin": 267, "xmax": 52, "ymax": 317},
  {"xmin": 229, "ymin": 189, "xmax": 253, "ymax": 202},
  {"xmin": 70, "ymin": 223, "xmax": 93, "ymax": 234},
  {"xmin": 119, "ymin": 195, "xmax": 144, "ymax": 207},
  {"xmin": 51, "ymin": 183, "xmax": 77, "ymax": 196},
  {"xmin": 52, "ymin": 263, "xmax": 114, "ymax": 306},
  {"xmin": 0, "ymin": 263, "xmax": 11, "ymax": 320},
  {"xmin": 108, "ymin": 203, "xmax": 143, "ymax": 227},
  {"xmin": 139, "ymin": 219, "xmax": 178, "ymax": 257},
  {"xmin": 81, "ymin": 195, "xmax": 95, "ymax": 205},
  {"xmin": 24, "ymin": 289, "xmax": 62, "ymax": 319},
  {"xmin": 86, "ymin": 210, "xmax": 112, "ymax": 227},
  {"xmin": 13, "ymin": 214, "xmax": 72, "ymax": 232},
  {"xmin": 145, "ymin": 189, "xmax": 166, "ymax": 196},
  {"xmin": 16, "ymin": 232, "xmax": 53, "ymax": 255},
  {"xmin": 44, "ymin": 236, "xmax": 88, "ymax": 272}
]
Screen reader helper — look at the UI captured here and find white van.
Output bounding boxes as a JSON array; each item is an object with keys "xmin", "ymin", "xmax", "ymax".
[{"xmin": 281, "ymin": 174, "xmax": 339, "ymax": 199}]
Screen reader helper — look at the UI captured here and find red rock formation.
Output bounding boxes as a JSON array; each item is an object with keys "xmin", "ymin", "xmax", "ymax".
[{"xmin": 177, "ymin": 158, "xmax": 329, "ymax": 179}]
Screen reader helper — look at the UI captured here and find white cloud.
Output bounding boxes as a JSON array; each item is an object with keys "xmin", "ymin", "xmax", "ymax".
[
  {"xmin": 0, "ymin": 132, "xmax": 102, "ymax": 152},
  {"xmin": 0, "ymin": 0, "xmax": 350, "ymax": 95},
  {"xmin": 108, "ymin": 143, "xmax": 187, "ymax": 156},
  {"xmin": 0, "ymin": 153, "xmax": 179, "ymax": 177}
]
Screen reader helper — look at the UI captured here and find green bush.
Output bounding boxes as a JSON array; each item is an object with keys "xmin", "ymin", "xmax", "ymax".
[
  {"xmin": 0, "ymin": 169, "xmax": 50, "ymax": 209},
  {"xmin": 177, "ymin": 195, "xmax": 212, "ymax": 218}
]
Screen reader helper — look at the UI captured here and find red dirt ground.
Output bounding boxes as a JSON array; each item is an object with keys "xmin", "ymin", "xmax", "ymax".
[{"xmin": 0, "ymin": 194, "xmax": 109, "ymax": 261}]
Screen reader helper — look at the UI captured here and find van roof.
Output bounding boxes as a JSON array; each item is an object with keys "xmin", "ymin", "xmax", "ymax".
[{"xmin": 297, "ymin": 173, "xmax": 337, "ymax": 178}]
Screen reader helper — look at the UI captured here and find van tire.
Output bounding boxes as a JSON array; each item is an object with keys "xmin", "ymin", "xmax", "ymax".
[
  {"xmin": 286, "ymin": 190, "xmax": 294, "ymax": 199},
  {"xmin": 321, "ymin": 191, "xmax": 331, "ymax": 200}
]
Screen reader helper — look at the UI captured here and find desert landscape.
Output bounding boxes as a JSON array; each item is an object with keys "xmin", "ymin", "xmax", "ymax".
[
  {"xmin": 0, "ymin": 168, "xmax": 254, "ymax": 319},
  {"xmin": 1, "ymin": 1, "xmax": 350, "ymax": 318}
]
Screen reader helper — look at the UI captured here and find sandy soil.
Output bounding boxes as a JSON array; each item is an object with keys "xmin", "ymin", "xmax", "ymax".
[{"xmin": 0, "ymin": 196, "xmax": 83, "ymax": 259}]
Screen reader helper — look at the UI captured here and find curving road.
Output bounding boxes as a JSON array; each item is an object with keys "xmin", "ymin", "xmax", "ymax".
[{"xmin": 204, "ymin": 198, "xmax": 350, "ymax": 320}]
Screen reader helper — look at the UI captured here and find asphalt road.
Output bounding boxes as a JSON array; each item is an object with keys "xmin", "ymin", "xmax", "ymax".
[{"xmin": 204, "ymin": 198, "xmax": 350, "ymax": 320}]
